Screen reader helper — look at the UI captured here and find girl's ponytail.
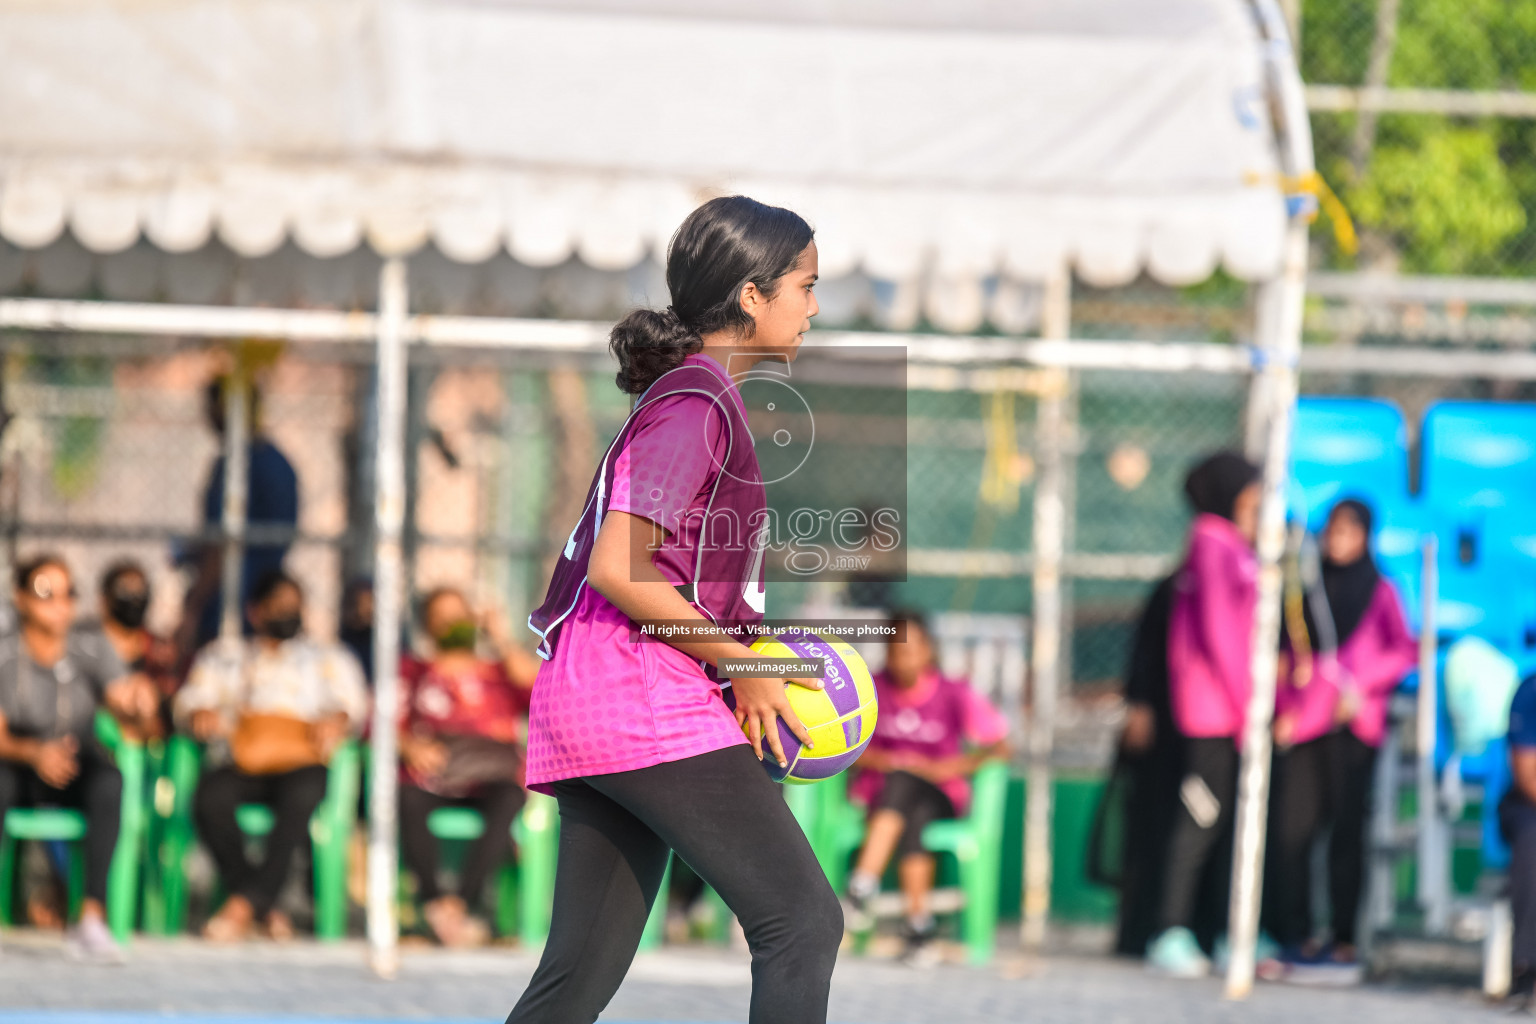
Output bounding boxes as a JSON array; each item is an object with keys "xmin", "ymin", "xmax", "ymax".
[{"xmin": 609, "ymin": 306, "xmax": 703, "ymax": 395}]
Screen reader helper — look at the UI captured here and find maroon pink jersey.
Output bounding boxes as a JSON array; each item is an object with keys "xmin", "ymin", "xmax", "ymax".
[
  {"xmin": 524, "ymin": 355, "xmax": 765, "ymax": 792},
  {"xmin": 850, "ymin": 667, "xmax": 1009, "ymax": 815}
]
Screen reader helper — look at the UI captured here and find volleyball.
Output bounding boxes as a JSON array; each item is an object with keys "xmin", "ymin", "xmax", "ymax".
[{"xmin": 728, "ymin": 630, "xmax": 878, "ymax": 784}]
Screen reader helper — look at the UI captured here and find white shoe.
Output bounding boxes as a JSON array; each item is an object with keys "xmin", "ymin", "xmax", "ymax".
[
  {"xmin": 67, "ymin": 915, "xmax": 125, "ymax": 964},
  {"xmin": 1146, "ymin": 927, "xmax": 1211, "ymax": 979}
]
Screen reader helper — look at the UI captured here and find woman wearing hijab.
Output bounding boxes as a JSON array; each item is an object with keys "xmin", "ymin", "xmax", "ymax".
[
  {"xmin": 1099, "ymin": 572, "xmax": 1178, "ymax": 956},
  {"xmin": 1146, "ymin": 451, "xmax": 1262, "ymax": 978},
  {"xmin": 1267, "ymin": 498, "xmax": 1415, "ymax": 977}
]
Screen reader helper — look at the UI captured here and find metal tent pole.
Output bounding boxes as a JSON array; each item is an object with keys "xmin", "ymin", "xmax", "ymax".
[
  {"xmin": 1022, "ymin": 266, "xmax": 1071, "ymax": 952},
  {"xmin": 366, "ymin": 256, "xmax": 410, "ymax": 977},
  {"xmin": 218, "ymin": 374, "xmax": 250, "ymax": 643},
  {"xmin": 1225, "ymin": 0, "xmax": 1315, "ymax": 999},
  {"xmin": 1416, "ymin": 536, "xmax": 1448, "ymax": 933}
]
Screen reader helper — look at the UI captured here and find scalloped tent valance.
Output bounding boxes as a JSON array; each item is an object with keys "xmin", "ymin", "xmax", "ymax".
[{"xmin": 0, "ymin": 0, "xmax": 1286, "ymax": 291}]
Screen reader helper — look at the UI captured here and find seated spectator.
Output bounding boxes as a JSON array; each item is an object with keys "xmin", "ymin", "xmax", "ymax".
[
  {"xmin": 93, "ymin": 560, "xmax": 179, "ymax": 741},
  {"xmin": 0, "ymin": 555, "xmax": 156, "ymax": 961},
  {"xmin": 846, "ymin": 608, "xmax": 1010, "ymax": 965},
  {"xmin": 338, "ymin": 577, "xmax": 375, "ymax": 686},
  {"xmin": 174, "ymin": 570, "xmax": 368, "ymax": 942},
  {"xmin": 1501, "ymin": 671, "xmax": 1536, "ymax": 1003},
  {"xmin": 398, "ymin": 586, "xmax": 537, "ymax": 947}
]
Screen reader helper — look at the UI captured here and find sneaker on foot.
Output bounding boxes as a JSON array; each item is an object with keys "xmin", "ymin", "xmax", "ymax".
[
  {"xmin": 899, "ymin": 919, "xmax": 941, "ymax": 969},
  {"xmin": 1509, "ymin": 966, "xmax": 1535, "ymax": 1009},
  {"xmin": 1284, "ymin": 943, "xmax": 1363, "ymax": 987},
  {"xmin": 844, "ymin": 875, "xmax": 877, "ymax": 933},
  {"xmin": 1146, "ymin": 927, "xmax": 1211, "ymax": 979},
  {"xmin": 67, "ymin": 915, "xmax": 124, "ymax": 965},
  {"xmin": 1212, "ymin": 931, "xmax": 1285, "ymax": 978}
]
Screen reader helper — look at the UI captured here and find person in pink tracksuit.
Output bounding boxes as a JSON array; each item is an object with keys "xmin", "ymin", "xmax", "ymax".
[
  {"xmin": 1266, "ymin": 498, "xmax": 1416, "ymax": 974},
  {"xmin": 1146, "ymin": 451, "xmax": 1262, "ymax": 977}
]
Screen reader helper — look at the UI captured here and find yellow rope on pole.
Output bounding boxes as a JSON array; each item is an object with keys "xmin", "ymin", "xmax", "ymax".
[
  {"xmin": 953, "ymin": 387, "xmax": 1022, "ymax": 612},
  {"xmin": 978, "ymin": 388, "xmax": 1021, "ymax": 512},
  {"xmin": 1282, "ymin": 539, "xmax": 1313, "ymax": 688},
  {"xmin": 1246, "ymin": 169, "xmax": 1358, "ymax": 255}
]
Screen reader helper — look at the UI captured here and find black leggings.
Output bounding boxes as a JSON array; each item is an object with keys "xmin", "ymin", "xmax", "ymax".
[
  {"xmin": 1327, "ymin": 731, "xmax": 1376, "ymax": 946},
  {"xmin": 399, "ymin": 781, "xmax": 526, "ymax": 905},
  {"xmin": 1158, "ymin": 737, "xmax": 1238, "ymax": 936},
  {"xmin": 505, "ymin": 745, "xmax": 842, "ymax": 1024},
  {"xmin": 874, "ymin": 770, "xmax": 956, "ymax": 859},
  {"xmin": 194, "ymin": 763, "xmax": 328, "ymax": 918},
  {"xmin": 1265, "ymin": 730, "xmax": 1377, "ymax": 947},
  {"xmin": 1503, "ymin": 797, "xmax": 1536, "ymax": 971},
  {"xmin": 0, "ymin": 744, "xmax": 122, "ymax": 904},
  {"xmin": 1264, "ymin": 736, "xmax": 1327, "ymax": 947}
]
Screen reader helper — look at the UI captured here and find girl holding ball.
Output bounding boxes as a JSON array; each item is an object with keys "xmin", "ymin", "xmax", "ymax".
[{"xmin": 508, "ymin": 196, "xmax": 841, "ymax": 1024}]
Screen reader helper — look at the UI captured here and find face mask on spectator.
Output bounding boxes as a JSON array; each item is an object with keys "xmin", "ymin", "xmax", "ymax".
[
  {"xmin": 262, "ymin": 613, "xmax": 303, "ymax": 641},
  {"xmin": 435, "ymin": 620, "xmax": 478, "ymax": 651},
  {"xmin": 108, "ymin": 591, "xmax": 149, "ymax": 629}
]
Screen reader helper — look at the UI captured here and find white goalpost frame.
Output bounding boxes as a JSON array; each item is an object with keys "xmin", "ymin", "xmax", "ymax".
[
  {"xmin": 1022, "ymin": 266, "xmax": 1072, "ymax": 952},
  {"xmin": 366, "ymin": 257, "xmax": 410, "ymax": 976},
  {"xmin": 1224, "ymin": 0, "xmax": 1314, "ymax": 998}
]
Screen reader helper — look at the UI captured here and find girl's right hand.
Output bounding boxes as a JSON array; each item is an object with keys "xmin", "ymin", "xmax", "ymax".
[{"xmin": 729, "ymin": 675, "xmax": 820, "ymax": 768}]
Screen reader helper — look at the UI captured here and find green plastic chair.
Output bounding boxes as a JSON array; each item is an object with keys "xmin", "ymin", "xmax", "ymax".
[
  {"xmin": 421, "ymin": 790, "xmax": 558, "ymax": 945},
  {"xmin": 143, "ymin": 735, "xmax": 360, "ymax": 940},
  {"xmin": 0, "ymin": 712, "xmax": 147, "ymax": 942},
  {"xmin": 919, "ymin": 760, "xmax": 1009, "ymax": 965},
  {"xmin": 138, "ymin": 733, "xmax": 200, "ymax": 935},
  {"xmin": 811, "ymin": 773, "xmax": 867, "ymax": 896},
  {"xmin": 816, "ymin": 762, "xmax": 1010, "ymax": 965},
  {"xmin": 637, "ymin": 852, "xmax": 673, "ymax": 950}
]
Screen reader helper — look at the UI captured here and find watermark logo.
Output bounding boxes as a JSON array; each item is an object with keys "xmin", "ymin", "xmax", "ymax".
[{"xmin": 625, "ymin": 343, "xmax": 907, "ymax": 585}]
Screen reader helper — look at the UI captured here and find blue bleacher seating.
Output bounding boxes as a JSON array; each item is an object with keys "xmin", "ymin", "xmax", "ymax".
[
  {"xmin": 1290, "ymin": 396, "xmax": 1411, "ymax": 531},
  {"xmin": 1433, "ymin": 507, "xmax": 1536, "ymax": 662},
  {"xmin": 1422, "ymin": 401, "xmax": 1536, "ymax": 521}
]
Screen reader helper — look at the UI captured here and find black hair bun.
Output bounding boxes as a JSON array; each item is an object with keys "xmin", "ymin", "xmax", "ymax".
[{"xmin": 609, "ymin": 307, "xmax": 703, "ymax": 395}]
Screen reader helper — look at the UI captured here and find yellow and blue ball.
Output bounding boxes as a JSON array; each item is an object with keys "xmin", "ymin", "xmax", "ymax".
[{"xmin": 729, "ymin": 630, "xmax": 878, "ymax": 784}]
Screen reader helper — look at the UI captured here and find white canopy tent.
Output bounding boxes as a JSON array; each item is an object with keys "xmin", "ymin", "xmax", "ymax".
[
  {"xmin": 1, "ymin": 0, "xmax": 1287, "ymax": 290},
  {"xmin": 0, "ymin": 0, "xmax": 1311, "ymax": 994}
]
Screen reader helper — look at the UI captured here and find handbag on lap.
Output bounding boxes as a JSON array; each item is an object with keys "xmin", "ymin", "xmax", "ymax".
[
  {"xmin": 425, "ymin": 733, "xmax": 523, "ymax": 798},
  {"xmin": 230, "ymin": 712, "xmax": 325, "ymax": 775},
  {"xmin": 228, "ymin": 651, "xmax": 327, "ymax": 775}
]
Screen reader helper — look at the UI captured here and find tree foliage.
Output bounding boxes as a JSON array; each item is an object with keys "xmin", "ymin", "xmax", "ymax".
[{"xmin": 1303, "ymin": 0, "xmax": 1536, "ymax": 275}]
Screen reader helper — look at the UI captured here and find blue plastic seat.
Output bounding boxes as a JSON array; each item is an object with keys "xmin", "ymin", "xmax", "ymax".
[
  {"xmin": 1290, "ymin": 397, "xmax": 1411, "ymax": 532},
  {"xmin": 1432, "ymin": 508, "xmax": 1536, "ymax": 662},
  {"xmin": 1374, "ymin": 500, "xmax": 1428, "ymax": 633},
  {"xmin": 1422, "ymin": 402, "xmax": 1536, "ymax": 522}
]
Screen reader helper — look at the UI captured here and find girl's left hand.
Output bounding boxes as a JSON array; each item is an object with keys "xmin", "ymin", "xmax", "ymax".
[
  {"xmin": 730, "ymin": 675, "xmax": 821, "ymax": 768},
  {"xmin": 1334, "ymin": 687, "xmax": 1362, "ymax": 726},
  {"xmin": 1272, "ymin": 712, "xmax": 1298, "ymax": 749}
]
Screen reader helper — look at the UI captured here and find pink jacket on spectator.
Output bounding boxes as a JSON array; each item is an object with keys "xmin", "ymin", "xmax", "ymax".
[
  {"xmin": 1275, "ymin": 578, "xmax": 1417, "ymax": 748},
  {"xmin": 1167, "ymin": 513, "xmax": 1258, "ymax": 743},
  {"xmin": 848, "ymin": 667, "xmax": 1009, "ymax": 816}
]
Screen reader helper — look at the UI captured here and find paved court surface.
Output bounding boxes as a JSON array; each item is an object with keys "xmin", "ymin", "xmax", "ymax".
[{"xmin": 0, "ymin": 933, "xmax": 1509, "ymax": 1024}]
